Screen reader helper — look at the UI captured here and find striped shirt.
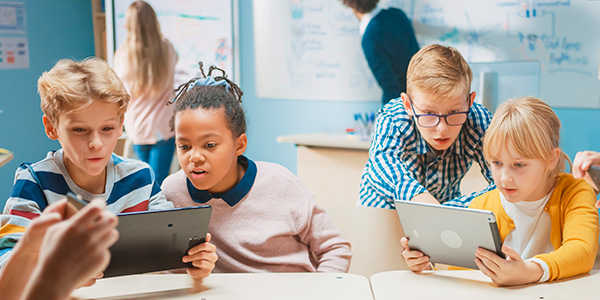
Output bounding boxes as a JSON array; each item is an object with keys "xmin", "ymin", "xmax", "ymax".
[
  {"xmin": 359, "ymin": 98, "xmax": 496, "ymax": 209},
  {"xmin": 0, "ymin": 149, "xmax": 174, "ymax": 266}
]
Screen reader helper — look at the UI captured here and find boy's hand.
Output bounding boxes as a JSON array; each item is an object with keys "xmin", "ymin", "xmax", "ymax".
[
  {"xmin": 183, "ymin": 233, "xmax": 218, "ymax": 280},
  {"xmin": 401, "ymin": 237, "xmax": 433, "ymax": 272},
  {"xmin": 474, "ymin": 245, "xmax": 542, "ymax": 286}
]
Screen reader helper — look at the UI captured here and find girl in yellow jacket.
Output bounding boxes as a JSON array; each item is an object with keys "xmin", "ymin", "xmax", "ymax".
[{"xmin": 402, "ymin": 97, "xmax": 599, "ymax": 286}]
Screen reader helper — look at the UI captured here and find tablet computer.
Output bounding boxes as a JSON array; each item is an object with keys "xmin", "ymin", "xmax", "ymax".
[
  {"xmin": 103, "ymin": 205, "xmax": 211, "ymax": 278},
  {"xmin": 394, "ymin": 200, "xmax": 504, "ymax": 269}
]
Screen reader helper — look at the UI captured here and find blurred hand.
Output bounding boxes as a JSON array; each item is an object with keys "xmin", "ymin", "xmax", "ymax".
[
  {"xmin": 573, "ymin": 151, "xmax": 600, "ymax": 191},
  {"xmin": 14, "ymin": 200, "xmax": 70, "ymax": 258},
  {"xmin": 33, "ymin": 199, "xmax": 119, "ymax": 291}
]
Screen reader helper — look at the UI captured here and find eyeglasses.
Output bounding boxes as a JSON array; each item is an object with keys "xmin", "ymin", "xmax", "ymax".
[{"xmin": 408, "ymin": 93, "xmax": 472, "ymax": 128}]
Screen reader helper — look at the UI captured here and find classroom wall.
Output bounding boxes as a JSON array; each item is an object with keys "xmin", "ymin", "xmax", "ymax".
[
  {"xmin": 0, "ymin": 0, "xmax": 599, "ymax": 209},
  {"xmin": 239, "ymin": 1, "xmax": 381, "ymax": 169},
  {"xmin": 0, "ymin": 0, "xmax": 95, "ymax": 208},
  {"xmin": 239, "ymin": 1, "xmax": 600, "ymax": 178}
]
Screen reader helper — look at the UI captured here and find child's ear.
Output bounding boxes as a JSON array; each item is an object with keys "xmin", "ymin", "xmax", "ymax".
[
  {"xmin": 234, "ymin": 133, "xmax": 248, "ymax": 156},
  {"xmin": 548, "ymin": 147, "xmax": 561, "ymax": 171},
  {"xmin": 42, "ymin": 115, "xmax": 58, "ymax": 140},
  {"xmin": 469, "ymin": 91, "xmax": 476, "ymax": 107},
  {"xmin": 401, "ymin": 93, "xmax": 413, "ymax": 116}
]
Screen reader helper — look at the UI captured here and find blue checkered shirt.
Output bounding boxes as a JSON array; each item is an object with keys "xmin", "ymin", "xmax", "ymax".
[{"xmin": 359, "ymin": 98, "xmax": 495, "ymax": 209}]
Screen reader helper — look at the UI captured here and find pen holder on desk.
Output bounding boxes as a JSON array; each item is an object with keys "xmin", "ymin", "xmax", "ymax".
[{"xmin": 352, "ymin": 112, "xmax": 376, "ymax": 141}]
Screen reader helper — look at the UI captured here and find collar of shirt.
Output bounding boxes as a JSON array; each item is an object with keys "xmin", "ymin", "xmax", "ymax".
[
  {"xmin": 186, "ymin": 156, "xmax": 257, "ymax": 207},
  {"xmin": 358, "ymin": 7, "xmax": 382, "ymax": 36},
  {"xmin": 500, "ymin": 188, "xmax": 553, "ymax": 217}
]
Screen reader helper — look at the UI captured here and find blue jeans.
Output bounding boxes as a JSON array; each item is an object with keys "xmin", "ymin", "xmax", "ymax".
[{"xmin": 133, "ymin": 137, "xmax": 175, "ymax": 186}]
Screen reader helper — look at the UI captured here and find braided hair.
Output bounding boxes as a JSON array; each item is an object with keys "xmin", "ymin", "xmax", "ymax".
[{"xmin": 169, "ymin": 62, "xmax": 245, "ymax": 137}]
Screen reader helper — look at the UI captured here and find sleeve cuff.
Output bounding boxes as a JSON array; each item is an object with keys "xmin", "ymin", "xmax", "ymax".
[{"xmin": 527, "ymin": 257, "xmax": 550, "ymax": 282}]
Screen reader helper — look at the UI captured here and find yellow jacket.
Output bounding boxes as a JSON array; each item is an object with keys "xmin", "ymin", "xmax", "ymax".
[{"xmin": 469, "ymin": 173, "xmax": 599, "ymax": 281}]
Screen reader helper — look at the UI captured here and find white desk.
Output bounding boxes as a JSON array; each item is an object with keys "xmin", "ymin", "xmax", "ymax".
[
  {"xmin": 370, "ymin": 270, "xmax": 600, "ymax": 300},
  {"xmin": 71, "ymin": 273, "xmax": 374, "ymax": 300}
]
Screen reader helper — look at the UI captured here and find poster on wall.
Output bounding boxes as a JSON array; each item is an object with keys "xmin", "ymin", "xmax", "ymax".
[
  {"xmin": 0, "ymin": 37, "xmax": 29, "ymax": 69},
  {"xmin": 0, "ymin": 1, "xmax": 26, "ymax": 34},
  {"xmin": 0, "ymin": 1, "xmax": 29, "ymax": 69}
]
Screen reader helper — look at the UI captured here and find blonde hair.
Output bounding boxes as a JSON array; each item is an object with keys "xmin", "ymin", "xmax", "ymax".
[
  {"xmin": 38, "ymin": 58, "xmax": 130, "ymax": 124},
  {"xmin": 120, "ymin": 0, "xmax": 172, "ymax": 97},
  {"xmin": 406, "ymin": 44, "xmax": 472, "ymax": 98},
  {"xmin": 483, "ymin": 97, "xmax": 569, "ymax": 178}
]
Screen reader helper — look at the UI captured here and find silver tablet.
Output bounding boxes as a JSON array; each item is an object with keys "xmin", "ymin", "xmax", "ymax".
[
  {"xmin": 395, "ymin": 200, "xmax": 504, "ymax": 269},
  {"xmin": 104, "ymin": 205, "xmax": 211, "ymax": 278}
]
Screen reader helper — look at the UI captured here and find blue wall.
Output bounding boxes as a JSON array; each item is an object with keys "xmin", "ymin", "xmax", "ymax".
[
  {"xmin": 1, "ymin": 0, "xmax": 599, "ymax": 209},
  {"xmin": 0, "ymin": 0, "xmax": 95, "ymax": 208}
]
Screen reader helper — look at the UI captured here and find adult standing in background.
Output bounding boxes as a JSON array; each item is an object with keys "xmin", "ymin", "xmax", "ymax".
[
  {"xmin": 113, "ymin": 0, "xmax": 178, "ymax": 185},
  {"xmin": 342, "ymin": 0, "xmax": 420, "ymax": 105}
]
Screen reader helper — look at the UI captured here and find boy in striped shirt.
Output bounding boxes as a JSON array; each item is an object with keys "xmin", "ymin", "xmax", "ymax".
[
  {"xmin": 359, "ymin": 44, "xmax": 496, "ymax": 209},
  {"xmin": 0, "ymin": 58, "xmax": 216, "ymax": 283}
]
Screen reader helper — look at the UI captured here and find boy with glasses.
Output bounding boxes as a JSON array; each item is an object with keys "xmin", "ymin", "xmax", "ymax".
[{"xmin": 359, "ymin": 44, "xmax": 495, "ymax": 209}]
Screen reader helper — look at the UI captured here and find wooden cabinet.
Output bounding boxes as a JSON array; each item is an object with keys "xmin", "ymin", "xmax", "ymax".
[{"xmin": 91, "ymin": 0, "xmax": 107, "ymax": 60}]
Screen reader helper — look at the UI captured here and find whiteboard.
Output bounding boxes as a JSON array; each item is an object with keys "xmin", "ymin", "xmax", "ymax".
[
  {"xmin": 253, "ymin": 0, "xmax": 381, "ymax": 102},
  {"xmin": 107, "ymin": 0, "xmax": 239, "ymax": 85},
  {"xmin": 254, "ymin": 0, "xmax": 600, "ymax": 108}
]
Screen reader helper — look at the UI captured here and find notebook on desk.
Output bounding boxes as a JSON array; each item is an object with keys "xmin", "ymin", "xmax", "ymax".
[
  {"xmin": 394, "ymin": 200, "xmax": 504, "ymax": 269},
  {"xmin": 104, "ymin": 205, "xmax": 211, "ymax": 278}
]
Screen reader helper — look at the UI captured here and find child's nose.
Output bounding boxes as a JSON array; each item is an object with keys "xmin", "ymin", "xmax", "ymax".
[
  {"xmin": 500, "ymin": 170, "xmax": 514, "ymax": 183},
  {"xmin": 435, "ymin": 117, "xmax": 450, "ymax": 132},
  {"xmin": 190, "ymin": 150, "xmax": 205, "ymax": 163},
  {"xmin": 89, "ymin": 133, "xmax": 103, "ymax": 149}
]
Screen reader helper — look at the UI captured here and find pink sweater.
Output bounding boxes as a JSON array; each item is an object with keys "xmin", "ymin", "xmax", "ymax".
[
  {"xmin": 161, "ymin": 161, "xmax": 352, "ymax": 273},
  {"xmin": 113, "ymin": 40, "xmax": 177, "ymax": 145}
]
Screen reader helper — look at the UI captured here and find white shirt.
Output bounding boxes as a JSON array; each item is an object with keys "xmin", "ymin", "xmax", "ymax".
[
  {"xmin": 358, "ymin": 7, "xmax": 381, "ymax": 36},
  {"xmin": 501, "ymin": 190, "xmax": 555, "ymax": 282}
]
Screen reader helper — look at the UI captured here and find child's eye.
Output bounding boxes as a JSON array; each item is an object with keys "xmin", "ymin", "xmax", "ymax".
[
  {"xmin": 72, "ymin": 128, "xmax": 86, "ymax": 133},
  {"xmin": 514, "ymin": 163, "xmax": 525, "ymax": 168},
  {"xmin": 491, "ymin": 160, "xmax": 502, "ymax": 166},
  {"xmin": 205, "ymin": 143, "xmax": 217, "ymax": 149},
  {"xmin": 178, "ymin": 144, "xmax": 190, "ymax": 150},
  {"xmin": 102, "ymin": 127, "xmax": 115, "ymax": 132}
]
